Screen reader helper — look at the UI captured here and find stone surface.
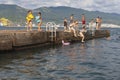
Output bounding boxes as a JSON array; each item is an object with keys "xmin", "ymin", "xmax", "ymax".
[
  {"xmin": 0, "ymin": 30, "xmax": 110, "ymax": 51},
  {"xmin": 0, "ymin": 33, "xmax": 13, "ymax": 50}
]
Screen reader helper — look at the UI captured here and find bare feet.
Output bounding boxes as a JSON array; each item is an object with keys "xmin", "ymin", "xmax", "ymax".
[{"xmin": 81, "ymin": 41, "xmax": 85, "ymax": 42}]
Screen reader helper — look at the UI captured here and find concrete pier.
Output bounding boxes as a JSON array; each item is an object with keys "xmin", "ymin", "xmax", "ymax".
[{"xmin": 0, "ymin": 30, "xmax": 110, "ymax": 51}]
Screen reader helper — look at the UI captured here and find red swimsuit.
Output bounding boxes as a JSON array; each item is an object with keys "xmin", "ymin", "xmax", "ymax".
[{"xmin": 82, "ymin": 20, "xmax": 86, "ymax": 24}]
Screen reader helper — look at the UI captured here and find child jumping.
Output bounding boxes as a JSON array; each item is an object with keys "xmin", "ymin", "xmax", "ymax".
[{"xmin": 79, "ymin": 26, "xmax": 87, "ymax": 42}]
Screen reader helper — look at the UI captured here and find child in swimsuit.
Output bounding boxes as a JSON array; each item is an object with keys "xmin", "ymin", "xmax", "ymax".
[
  {"xmin": 35, "ymin": 12, "xmax": 42, "ymax": 31},
  {"xmin": 26, "ymin": 10, "xmax": 34, "ymax": 31}
]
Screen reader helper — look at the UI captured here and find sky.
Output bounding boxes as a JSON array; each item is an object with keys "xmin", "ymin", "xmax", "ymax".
[{"xmin": 0, "ymin": 0, "xmax": 120, "ymax": 14}]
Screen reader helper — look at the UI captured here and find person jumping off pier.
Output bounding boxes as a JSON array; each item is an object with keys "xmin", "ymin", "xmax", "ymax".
[
  {"xmin": 69, "ymin": 21, "xmax": 77, "ymax": 37},
  {"xmin": 78, "ymin": 26, "xmax": 87, "ymax": 42}
]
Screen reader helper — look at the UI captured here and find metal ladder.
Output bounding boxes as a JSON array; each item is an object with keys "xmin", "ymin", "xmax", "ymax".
[
  {"xmin": 46, "ymin": 22, "xmax": 57, "ymax": 42},
  {"xmin": 88, "ymin": 23, "xmax": 95, "ymax": 36}
]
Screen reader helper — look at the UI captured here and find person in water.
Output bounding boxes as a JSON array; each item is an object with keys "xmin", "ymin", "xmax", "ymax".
[
  {"xmin": 26, "ymin": 10, "xmax": 34, "ymax": 31},
  {"xmin": 81, "ymin": 14, "xmax": 86, "ymax": 28},
  {"xmin": 79, "ymin": 26, "xmax": 87, "ymax": 42},
  {"xmin": 35, "ymin": 12, "xmax": 42, "ymax": 31},
  {"xmin": 64, "ymin": 17, "xmax": 68, "ymax": 31}
]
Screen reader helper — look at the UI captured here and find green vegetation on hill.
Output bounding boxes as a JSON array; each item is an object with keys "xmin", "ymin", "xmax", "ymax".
[
  {"xmin": 0, "ymin": 4, "xmax": 27, "ymax": 26},
  {"xmin": 0, "ymin": 4, "xmax": 120, "ymax": 26},
  {"xmin": 35, "ymin": 6, "xmax": 120, "ymax": 25}
]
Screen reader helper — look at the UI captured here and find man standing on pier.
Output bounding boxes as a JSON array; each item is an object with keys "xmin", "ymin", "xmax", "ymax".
[{"xmin": 81, "ymin": 14, "xmax": 86, "ymax": 28}]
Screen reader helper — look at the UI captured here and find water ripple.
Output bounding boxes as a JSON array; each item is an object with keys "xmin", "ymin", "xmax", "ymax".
[{"xmin": 0, "ymin": 28, "xmax": 120, "ymax": 80}]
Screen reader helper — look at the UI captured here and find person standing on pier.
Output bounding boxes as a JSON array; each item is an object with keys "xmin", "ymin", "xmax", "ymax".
[
  {"xmin": 69, "ymin": 14, "xmax": 74, "ymax": 30},
  {"xmin": 81, "ymin": 14, "xmax": 86, "ymax": 28},
  {"xmin": 96, "ymin": 16, "xmax": 99, "ymax": 30},
  {"xmin": 89, "ymin": 19, "xmax": 94, "ymax": 30},
  {"xmin": 35, "ymin": 12, "xmax": 42, "ymax": 31},
  {"xmin": 89, "ymin": 19, "xmax": 95, "ymax": 36},
  {"xmin": 96, "ymin": 16, "xmax": 102, "ymax": 30},
  {"xmin": 64, "ymin": 17, "xmax": 68, "ymax": 31},
  {"xmin": 74, "ymin": 20, "xmax": 79, "ymax": 35},
  {"xmin": 70, "ymin": 14, "xmax": 74, "ymax": 24},
  {"xmin": 26, "ymin": 10, "xmax": 34, "ymax": 31},
  {"xmin": 98, "ymin": 17, "xmax": 102, "ymax": 30}
]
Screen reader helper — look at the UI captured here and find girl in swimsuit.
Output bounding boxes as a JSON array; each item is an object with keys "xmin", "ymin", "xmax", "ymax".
[
  {"xmin": 35, "ymin": 12, "xmax": 42, "ymax": 31},
  {"xmin": 26, "ymin": 10, "xmax": 34, "ymax": 31}
]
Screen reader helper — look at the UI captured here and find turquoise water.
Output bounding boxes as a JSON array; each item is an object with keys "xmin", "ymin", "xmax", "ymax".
[{"xmin": 0, "ymin": 28, "xmax": 120, "ymax": 80}]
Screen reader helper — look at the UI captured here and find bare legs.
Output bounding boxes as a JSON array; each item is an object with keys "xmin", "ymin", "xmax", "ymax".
[
  {"xmin": 38, "ymin": 22, "xmax": 42, "ymax": 31},
  {"xmin": 27, "ymin": 21, "xmax": 32, "ymax": 31},
  {"xmin": 79, "ymin": 32, "xmax": 85, "ymax": 42},
  {"xmin": 70, "ymin": 27, "xmax": 77, "ymax": 37},
  {"xmin": 29, "ymin": 22, "xmax": 32, "ymax": 31}
]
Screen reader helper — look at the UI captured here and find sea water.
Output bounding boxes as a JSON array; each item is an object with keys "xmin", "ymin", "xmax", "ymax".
[{"xmin": 0, "ymin": 27, "xmax": 120, "ymax": 80}]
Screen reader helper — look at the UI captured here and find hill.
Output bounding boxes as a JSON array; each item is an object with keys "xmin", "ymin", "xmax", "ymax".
[
  {"xmin": 0, "ymin": 4, "xmax": 120, "ymax": 26},
  {"xmin": 0, "ymin": 4, "xmax": 27, "ymax": 26},
  {"xmin": 34, "ymin": 6, "xmax": 120, "ymax": 25}
]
